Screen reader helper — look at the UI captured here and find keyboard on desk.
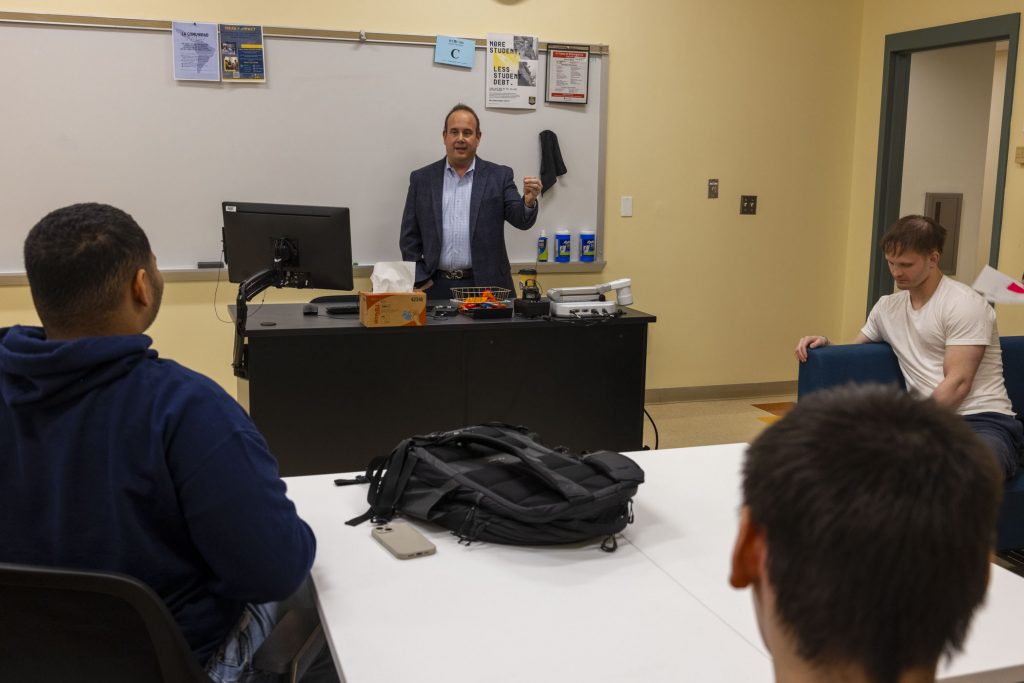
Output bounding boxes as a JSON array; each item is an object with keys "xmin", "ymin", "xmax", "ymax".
[
  {"xmin": 325, "ymin": 302, "xmax": 451, "ymax": 316},
  {"xmin": 325, "ymin": 303, "xmax": 359, "ymax": 315}
]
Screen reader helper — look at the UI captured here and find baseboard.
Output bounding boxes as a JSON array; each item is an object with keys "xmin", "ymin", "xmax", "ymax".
[{"xmin": 645, "ymin": 381, "xmax": 797, "ymax": 404}]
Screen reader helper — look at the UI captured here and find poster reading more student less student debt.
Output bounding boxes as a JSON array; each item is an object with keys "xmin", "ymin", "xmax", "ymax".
[
  {"xmin": 486, "ymin": 33, "xmax": 539, "ymax": 109},
  {"xmin": 219, "ymin": 24, "xmax": 266, "ymax": 82}
]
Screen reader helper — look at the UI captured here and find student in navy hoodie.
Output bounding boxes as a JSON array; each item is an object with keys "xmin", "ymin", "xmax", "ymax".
[{"xmin": 0, "ymin": 203, "xmax": 323, "ymax": 682}]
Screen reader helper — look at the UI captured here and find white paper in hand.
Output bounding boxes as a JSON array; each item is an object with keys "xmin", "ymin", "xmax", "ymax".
[
  {"xmin": 370, "ymin": 262, "xmax": 416, "ymax": 293},
  {"xmin": 971, "ymin": 265, "xmax": 1024, "ymax": 304}
]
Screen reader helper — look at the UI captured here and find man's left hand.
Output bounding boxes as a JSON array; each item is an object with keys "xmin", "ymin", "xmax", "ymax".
[{"xmin": 523, "ymin": 176, "xmax": 542, "ymax": 208}]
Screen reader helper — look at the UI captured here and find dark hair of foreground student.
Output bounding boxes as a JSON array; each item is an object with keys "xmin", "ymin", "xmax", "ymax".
[
  {"xmin": 742, "ymin": 384, "xmax": 1001, "ymax": 683},
  {"xmin": 24, "ymin": 202, "xmax": 153, "ymax": 330}
]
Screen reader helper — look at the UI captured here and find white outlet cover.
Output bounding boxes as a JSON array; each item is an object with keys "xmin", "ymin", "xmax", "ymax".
[{"xmin": 620, "ymin": 196, "xmax": 633, "ymax": 217}]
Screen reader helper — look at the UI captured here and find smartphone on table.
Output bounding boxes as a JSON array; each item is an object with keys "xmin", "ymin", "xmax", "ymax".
[{"xmin": 372, "ymin": 521, "xmax": 436, "ymax": 559}]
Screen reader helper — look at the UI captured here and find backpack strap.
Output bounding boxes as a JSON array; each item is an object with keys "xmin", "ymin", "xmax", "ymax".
[
  {"xmin": 346, "ymin": 437, "xmax": 421, "ymax": 526},
  {"xmin": 581, "ymin": 451, "xmax": 645, "ymax": 483},
  {"xmin": 437, "ymin": 431, "xmax": 593, "ymax": 502}
]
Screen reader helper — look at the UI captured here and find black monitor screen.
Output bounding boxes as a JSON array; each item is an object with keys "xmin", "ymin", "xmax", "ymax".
[{"xmin": 222, "ymin": 202, "xmax": 353, "ymax": 291}]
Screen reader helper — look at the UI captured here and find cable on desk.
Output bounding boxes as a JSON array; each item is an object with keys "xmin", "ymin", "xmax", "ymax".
[
  {"xmin": 643, "ymin": 407, "xmax": 659, "ymax": 450},
  {"xmin": 212, "ymin": 258, "xmax": 233, "ymax": 324}
]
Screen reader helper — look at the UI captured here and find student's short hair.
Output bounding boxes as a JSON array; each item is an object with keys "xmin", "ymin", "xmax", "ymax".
[
  {"xmin": 24, "ymin": 203, "xmax": 153, "ymax": 329},
  {"xmin": 443, "ymin": 103, "xmax": 481, "ymax": 134},
  {"xmin": 880, "ymin": 214, "xmax": 946, "ymax": 256},
  {"xmin": 742, "ymin": 384, "xmax": 1000, "ymax": 683}
]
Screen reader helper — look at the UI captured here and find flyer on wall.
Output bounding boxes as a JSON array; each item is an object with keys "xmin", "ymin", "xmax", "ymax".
[
  {"xmin": 434, "ymin": 35, "xmax": 475, "ymax": 68},
  {"xmin": 485, "ymin": 33, "xmax": 539, "ymax": 109},
  {"xmin": 171, "ymin": 21, "xmax": 220, "ymax": 81},
  {"xmin": 545, "ymin": 44, "xmax": 590, "ymax": 104},
  {"xmin": 219, "ymin": 24, "xmax": 266, "ymax": 82}
]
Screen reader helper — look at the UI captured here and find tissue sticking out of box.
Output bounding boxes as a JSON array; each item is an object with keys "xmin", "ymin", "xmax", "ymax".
[{"xmin": 371, "ymin": 262, "xmax": 416, "ymax": 292}]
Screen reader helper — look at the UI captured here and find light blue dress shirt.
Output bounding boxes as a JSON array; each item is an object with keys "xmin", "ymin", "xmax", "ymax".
[{"xmin": 440, "ymin": 159, "xmax": 475, "ymax": 271}]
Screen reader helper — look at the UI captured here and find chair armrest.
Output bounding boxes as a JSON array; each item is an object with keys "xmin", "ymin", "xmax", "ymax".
[{"xmin": 253, "ymin": 607, "xmax": 325, "ymax": 677}]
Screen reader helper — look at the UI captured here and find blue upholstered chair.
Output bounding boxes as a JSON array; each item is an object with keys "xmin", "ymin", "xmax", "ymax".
[{"xmin": 797, "ymin": 337, "xmax": 1024, "ymax": 552}]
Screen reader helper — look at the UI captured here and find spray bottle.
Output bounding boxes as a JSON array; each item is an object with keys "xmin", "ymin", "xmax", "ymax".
[{"xmin": 537, "ymin": 229, "xmax": 549, "ymax": 262}]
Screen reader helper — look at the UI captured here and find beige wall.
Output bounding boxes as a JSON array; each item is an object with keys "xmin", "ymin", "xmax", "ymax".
[
  {"xmin": 843, "ymin": 1, "xmax": 1024, "ymax": 341},
  {"xmin": 0, "ymin": 0, "xmax": 942, "ymax": 397}
]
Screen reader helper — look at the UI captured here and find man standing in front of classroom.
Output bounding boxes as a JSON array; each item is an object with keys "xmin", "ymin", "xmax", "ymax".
[
  {"xmin": 796, "ymin": 214, "xmax": 1024, "ymax": 478},
  {"xmin": 399, "ymin": 103, "xmax": 542, "ymax": 300}
]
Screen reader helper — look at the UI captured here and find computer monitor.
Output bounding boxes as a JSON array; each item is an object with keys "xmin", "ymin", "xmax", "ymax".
[{"xmin": 222, "ymin": 202, "xmax": 353, "ymax": 291}]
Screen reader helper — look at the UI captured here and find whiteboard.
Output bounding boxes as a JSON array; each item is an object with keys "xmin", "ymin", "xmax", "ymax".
[{"xmin": 0, "ymin": 21, "xmax": 605, "ymax": 274}]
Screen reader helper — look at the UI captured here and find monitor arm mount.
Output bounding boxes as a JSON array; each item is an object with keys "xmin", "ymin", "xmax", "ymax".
[{"xmin": 232, "ymin": 238, "xmax": 308, "ymax": 379}]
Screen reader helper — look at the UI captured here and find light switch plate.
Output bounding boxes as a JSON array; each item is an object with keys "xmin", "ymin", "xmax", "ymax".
[{"xmin": 621, "ymin": 196, "xmax": 633, "ymax": 217}]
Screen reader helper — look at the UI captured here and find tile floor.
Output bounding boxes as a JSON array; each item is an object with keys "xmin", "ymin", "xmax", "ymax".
[{"xmin": 641, "ymin": 395, "xmax": 796, "ymax": 451}]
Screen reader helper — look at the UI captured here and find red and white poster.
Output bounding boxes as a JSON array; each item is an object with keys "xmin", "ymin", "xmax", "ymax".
[{"xmin": 546, "ymin": 43, "xmax": 589, "ymax": 104}]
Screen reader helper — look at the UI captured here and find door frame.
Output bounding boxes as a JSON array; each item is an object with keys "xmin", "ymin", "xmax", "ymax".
[{"xmin": 867, "ymin": 13, "xmax": 1019, "ymax": 312}]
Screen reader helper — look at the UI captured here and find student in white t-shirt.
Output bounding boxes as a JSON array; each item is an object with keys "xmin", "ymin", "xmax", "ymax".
[{"xmin": 795, "ymin": 215, "xmax": 1024, "ymax": 477}]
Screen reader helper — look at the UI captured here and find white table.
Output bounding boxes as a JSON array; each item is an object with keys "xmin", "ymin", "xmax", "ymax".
[{"xmin": 286, "ymin": 443, "xmax": 1024, "ymax": 682}]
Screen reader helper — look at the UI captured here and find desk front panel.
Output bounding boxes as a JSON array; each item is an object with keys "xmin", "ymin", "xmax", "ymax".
[{"xmin": 244, "ymin": 307, "xmax": 654, "ymax": 475}]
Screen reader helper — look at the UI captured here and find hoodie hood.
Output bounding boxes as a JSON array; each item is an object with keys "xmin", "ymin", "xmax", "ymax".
[{"xmin": 0, "ymin": 325, "xmax": 156, "ymax": 408}]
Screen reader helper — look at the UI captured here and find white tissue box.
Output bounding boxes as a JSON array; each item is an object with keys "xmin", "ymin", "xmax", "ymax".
[{"xmin": 359, "ymin": 292, "xmax": 427, "ymax": 327}]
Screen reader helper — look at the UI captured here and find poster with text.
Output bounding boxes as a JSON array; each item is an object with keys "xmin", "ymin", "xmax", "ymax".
[
  {"xmin": 172, "ymin": 21, "xmax": 219, "ymax": 81},
  {"xmin": 545, "ymin": 44, "xmax": 589, "ymax": 104},
  {"xmin": 486, "ymin": 33, "xmax": 538, "ymax": 109},
  {"xmin": 219, "ymin": 24, "xmax": 266, "ymax": 82}
]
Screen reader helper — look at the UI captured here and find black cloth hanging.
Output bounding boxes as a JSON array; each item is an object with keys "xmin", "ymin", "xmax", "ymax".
[{"xmin": 539, "ymin": 129, "xmax": 567, "ymax": 195}]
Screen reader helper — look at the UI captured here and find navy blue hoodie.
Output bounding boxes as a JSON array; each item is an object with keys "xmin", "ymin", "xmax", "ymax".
[{"xmin": 0, "ymin": 325, "xmax": 316, "ymax": 664}]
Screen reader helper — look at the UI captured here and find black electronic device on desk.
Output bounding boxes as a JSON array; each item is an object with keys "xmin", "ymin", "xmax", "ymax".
[
  {"xmin": 325, "ymin": 302, "xmax": 359, "ymax": 315},
  {"xmin": 222, "ymin": 202, "xmax": 353, "ymax": 378},
  {"xmin": 514, "ymin": 268, "xmax": 550, "ymax": 317}
]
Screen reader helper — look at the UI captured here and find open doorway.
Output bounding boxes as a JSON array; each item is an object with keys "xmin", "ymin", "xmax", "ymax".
[
  {"xmin": 900, "ymin": 40, "xmax": 1008, "ymax": 287},
  {"xmin": 867, "ymin": 14, "xmax": 1019, "ymax": 309}
]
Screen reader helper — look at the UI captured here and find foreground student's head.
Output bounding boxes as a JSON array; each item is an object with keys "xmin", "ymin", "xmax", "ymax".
[
  {"xmin": 24, "ymin": 203, "xmax": 163, "ymax": 339},
  {"xmin": 730, "ymin": 384, "xmax": 1001, "ymax": 683}
]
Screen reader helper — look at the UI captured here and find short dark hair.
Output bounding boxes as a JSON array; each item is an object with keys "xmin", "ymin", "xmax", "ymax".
[
  {"xmin": 743, "ymin": 384, "xmax": 1001, "ymax": 683},
  {"xmin": 24, "ymin": 203, "xmax": 153, "ymax": 328},
  {"xmin": 880, "ymin": 214, "xmax": 946, "ymax": 256},
  {"xmin": 443, "ymin": 103, "xmax": 480, "ymax": 134}
]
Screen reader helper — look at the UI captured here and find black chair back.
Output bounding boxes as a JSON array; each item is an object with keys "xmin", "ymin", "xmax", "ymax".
[{"xmin": 0, "ymin": 562, "xmax": 210, "ymax": 682}]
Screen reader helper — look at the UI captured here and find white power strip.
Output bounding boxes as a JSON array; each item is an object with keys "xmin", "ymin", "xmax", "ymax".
[{"xmin": 550, "ymin": 301, "xmax": 618, "ymax": 317}]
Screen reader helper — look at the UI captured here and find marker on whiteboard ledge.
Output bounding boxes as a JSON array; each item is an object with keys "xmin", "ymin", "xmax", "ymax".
[{"xmin": 197, "ymin": 260, "xmax": 224, "ymax": 269}]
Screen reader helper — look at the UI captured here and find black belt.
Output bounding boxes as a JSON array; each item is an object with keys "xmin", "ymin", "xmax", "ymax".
[{"xmin": 438, "ymin": 268, "xmax": 473, "ymax": 280}]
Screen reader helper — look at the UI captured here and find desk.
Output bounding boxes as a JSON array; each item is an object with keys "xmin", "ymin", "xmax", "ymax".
[
  {"xmin": 238, "ymin": 304, "xmax": 656, "ymax": 476},
  {"xmin": 285, "ymin": 444, "xmax": 1024, "ymax": 683}
]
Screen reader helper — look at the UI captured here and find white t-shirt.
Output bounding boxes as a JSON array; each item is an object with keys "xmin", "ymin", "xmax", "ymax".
[{"xmin": 861, "ymin": 275, "xmax": 1013, "ymax": 416}]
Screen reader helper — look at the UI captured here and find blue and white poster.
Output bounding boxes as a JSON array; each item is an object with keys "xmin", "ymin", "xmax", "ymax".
[
  {"xmin": 434, "ymin": 36, "xmax": 475, "ymax": 69},
  {"xmin": 219, "ymin": 24, "xmax": 266, "ymax": 82},
  {"xmin": 171, "ymin": 21, "xmax": 219, "ymax": 81}
]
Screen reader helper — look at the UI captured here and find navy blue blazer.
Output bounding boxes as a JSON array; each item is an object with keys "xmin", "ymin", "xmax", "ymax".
[{"xmin": 399, "ymin": 157, "xmax": 538, "ymax": 293}]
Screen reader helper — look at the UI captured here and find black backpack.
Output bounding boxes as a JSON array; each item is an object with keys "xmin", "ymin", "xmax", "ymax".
[{"xmin": 346, "ymin": 424, "xmax": 645, "ymax": 551}]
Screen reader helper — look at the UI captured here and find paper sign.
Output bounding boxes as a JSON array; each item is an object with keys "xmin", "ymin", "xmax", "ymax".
[
  {"xmin": 434, "ymin": 36, "xmax": 475, "ymax": 69},
  {"xmin": 486, "ymin": 33, "xmax": 539, "ymax": 109},
  {"xmin": 971, "ymin": 265, "xmax": 1024, "ymax": 304},
  {"xmin": 172, "ymin": 21, "xmax": 219, "ymax": 81}
]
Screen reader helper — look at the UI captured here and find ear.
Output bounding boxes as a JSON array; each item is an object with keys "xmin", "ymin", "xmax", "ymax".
[
  {"xmin": 130, "ymin": 268, "xmax": 152, "ymax": 308},
  {"xmin": 929, "ymin": 250, "xmax": 941, "ymax": 267},
  {"xmin": 730, "ymin": 506, "xmax": 767, "ymax": 589}
]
